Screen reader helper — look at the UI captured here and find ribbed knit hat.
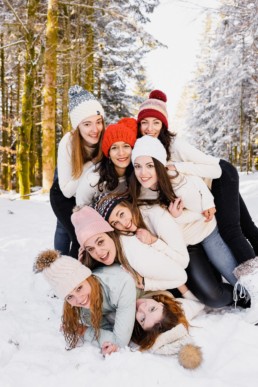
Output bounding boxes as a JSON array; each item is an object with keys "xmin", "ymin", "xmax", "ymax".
[
  {"xmin": 91, "ymin": 192, "xmax": 127, "ymax": 221},
  {"xmin": 71, "ymin": 205, "xmax": 113, "ymax": 247},
  {"xmin": 102, "ymin": 117, "xmax": 137, "ymax": 157},
  {"xmin": 69, "ymin": 85, "xmax": 105, "ymax": 130},
  {"xmin": 131, "ymin": 135, "xmax": 167, "ymax": 166},
  {"xmin": 34, "ymin": 250, "xmax": 92, "ymax": 299},
  {"xmin": 137, "ymin": 90, "xmax": 168, "ymax": 128}
]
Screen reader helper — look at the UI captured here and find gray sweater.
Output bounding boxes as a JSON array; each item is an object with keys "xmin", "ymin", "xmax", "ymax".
[{"xmin": 82, "ymin": 264, "xmax": 136, "ymax": 348}]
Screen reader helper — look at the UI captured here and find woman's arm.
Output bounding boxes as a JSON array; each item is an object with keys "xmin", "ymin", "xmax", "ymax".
[
  {"xmin": 120, "ymin": 235, "xmax": 187, "ymax": 291},
  {"xmin": 75, "ymin": 167, "xmax": 100, "ymax": 206},
  {"xmin": 169, "ymin": 137, "xmax": 221, "ymax": 179}
]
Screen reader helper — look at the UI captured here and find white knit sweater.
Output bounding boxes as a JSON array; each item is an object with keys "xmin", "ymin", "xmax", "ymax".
[
  {"xmin": 168, "ymin": 137, "xmax": 221, "ymax": 182},
  {"xmin": 57, "ymin": 132, "xmax": 93, "ymax": 198}
]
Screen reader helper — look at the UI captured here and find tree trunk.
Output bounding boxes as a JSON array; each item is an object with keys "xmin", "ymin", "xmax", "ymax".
[{"xmin": 42, "ymin": 0, "xmax": 58, "ymax": 191}]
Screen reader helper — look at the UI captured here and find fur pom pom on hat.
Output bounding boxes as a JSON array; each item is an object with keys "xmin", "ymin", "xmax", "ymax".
[
  {"xmin": 102, "ymin": 117, "xmax": 137, "ymax": 157},
  {"xmin": 131, "ymin": 135, "xmax": 167, "ymax": 166},
  {"xmin": 69, "ymin": 85, "xmax": 104, "ymax": 130},
  {"xmin": 71, "ymin": 205, "xmax": 113, "ymax": 247},
  {"xmin": 137, "ymin": 89, "xmax": 168, "ymax": 128},
  {"xmin": 150, "ymin": 323, "xmax": 203, "ymax": 369},
  {"xmin": 34, "ymin": 249, "xmax": 92, "ymax": 299}
]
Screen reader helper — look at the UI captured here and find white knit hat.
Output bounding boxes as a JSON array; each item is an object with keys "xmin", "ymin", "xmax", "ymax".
[
  {"xmin": 34, "ymin": 250, "xmax": 92, "ymax": 299},
  {"xmin": 131, "ymin": 135, "xmax": 167, "ymax": 166},
  {"xmin": 69, "ymin": 85, "xmax": 105, "ymax": 130},
  {"xmin": 71, "ymin": 205, "xmax": 113, "ymax": 247}
]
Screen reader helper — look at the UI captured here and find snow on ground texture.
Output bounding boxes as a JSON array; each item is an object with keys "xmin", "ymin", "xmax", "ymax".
[{"xmin": 0, "ymin": 174, "xmax": 258, "ymax": 387}]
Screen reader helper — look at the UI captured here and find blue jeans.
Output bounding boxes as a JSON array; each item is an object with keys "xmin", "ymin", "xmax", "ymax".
[
  {"xmin": 54, "ymin": 219, "xmax": 71, "ymax": 255},
  {"xmin": 201, "ymin": 226, "xmax": 238, "ymax": 286}
]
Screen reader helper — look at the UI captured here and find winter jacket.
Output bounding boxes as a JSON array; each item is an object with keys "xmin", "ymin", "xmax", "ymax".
[{"xmin": 82, "ymin": 264, "xmax": 136, "ymax": 348}]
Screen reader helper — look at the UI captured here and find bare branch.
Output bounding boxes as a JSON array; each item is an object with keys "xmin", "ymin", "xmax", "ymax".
[
  {"xmin": 0, "ymin": 40, "xmax": 25, "ymax": 50},
  {"xmin": 2, "ymin": 0, "xmax": 29, "ymax": 35}
]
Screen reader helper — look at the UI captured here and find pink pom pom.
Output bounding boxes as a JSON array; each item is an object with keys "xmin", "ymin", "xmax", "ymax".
[{"xmin": 149, "ymin": 90, "xmax": 167, "ymax": 102}]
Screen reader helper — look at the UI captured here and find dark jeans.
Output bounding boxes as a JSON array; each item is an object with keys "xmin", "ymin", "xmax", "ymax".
[
  {"xmin": 211, "ymin": 159, "xmax": 258, "ymax": 264},
  {"xmin": 186, "ymin": 244, "xmax": 234, "ymax": 308},
  {"xmin": 50, "ymin": 178, "xmax": 80, "ymax": 259},
  {"xmin": 54, "ymin": 219, "xmax": 71, "ymax": 255}
]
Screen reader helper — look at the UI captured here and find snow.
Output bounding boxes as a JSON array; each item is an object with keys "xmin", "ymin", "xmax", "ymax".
[{"xmin": 0, "ymin": 173, "xmax": 258, "ymax": 387}]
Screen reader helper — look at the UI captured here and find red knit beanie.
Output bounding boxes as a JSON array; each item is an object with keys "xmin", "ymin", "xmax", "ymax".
[
  {"xmin": 137, "ymin": 90, "xmax": 168, "ymax": 129},
  {"xmin": 102, "ymin": 117, "xmax": 137, "ymax": 157}
]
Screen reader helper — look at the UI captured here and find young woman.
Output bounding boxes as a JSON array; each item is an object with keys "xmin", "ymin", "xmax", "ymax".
[
  {"xmin": 137, "ymin": 89, "xmax": 258, "ymax": 263},
  {"xmin": 129, "ymin": 135, "xmax": 258, "ymax": 322},
  {"xmin": 133, "ymin": 291, "xmax": 203, "ymax": 346},
  {"xmin": 72, "ymin": 203, "xmax": 191, "ymax": 295},
  {"xmin": 75, "ymin": 118, "xmax": 137, "ymax": 206},
  {"xmin": 34, "ymin": 211, "xmax": 136, "ymax": 355},
  {"xmin": 50, "ymin": 85, "xmax": 105, "ymax": 258}
]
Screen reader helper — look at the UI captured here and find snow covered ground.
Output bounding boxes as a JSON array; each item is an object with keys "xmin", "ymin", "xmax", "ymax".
[{"xmin": 0, "ymin": 173, "xmax": 258, "ymax": 387}]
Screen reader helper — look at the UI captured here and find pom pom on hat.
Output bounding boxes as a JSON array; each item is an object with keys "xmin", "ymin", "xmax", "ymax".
[
  {"xmin": 69, "ymin": 85, "xmax": 104, "ymax": 130},
  {"xmin": 137, "ymin": 89, "xmax": 168, "ymax": 128},
  {"xmin": 131, "ymin": 135, "xmax": 167, "ymax": 166},
  {"xmin": 149, "ymin": 90, "xmax": 167, "ymax": 102},
  {"xmin": 34, "ymin": 249, "xmax": 92, "ymax": 299},
  {"xmin": 71, "ymin": 205, "xmax": 113, "ymax": 247},
  {"xmin": 178, "ymin": 344, "xmax": 203, "ymax": 370},
  {"xmin": 102, "ymin": 117, "xmax": 137, "ymax": 157}
]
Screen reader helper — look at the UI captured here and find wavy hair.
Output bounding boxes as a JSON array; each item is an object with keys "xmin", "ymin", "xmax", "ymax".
[
  {"xmin": 62, "ymin": 275, "xmax": 103, "ymax": 349},
  {"xmin": 132, "ymin": 294, "xmax": 189, "ymax": 351}
]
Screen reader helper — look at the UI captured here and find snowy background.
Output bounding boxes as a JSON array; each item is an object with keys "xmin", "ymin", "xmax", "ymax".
[{"xmin": 0, "ymin": 172, "xmax": 258, "ymax": 387}]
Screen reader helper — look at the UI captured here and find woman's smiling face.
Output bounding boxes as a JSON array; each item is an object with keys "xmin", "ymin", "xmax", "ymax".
[
  {"xmin": 133, "ymin": 156, "xmax": 158, "ymax": 190},
  {"xmin": 84, "ymin": 233, "xmax": 116, "ymax": 265},
  {"xmin": 136, "ymin": 298, "xmax": 164, "ymax": 330},
  {"xmin": 65, "ymin": 279, "xmax": 91, "ymax": 308},
  {"xmin": 108, "ymin": 204, "xmax": 137, "ymax": 232}
]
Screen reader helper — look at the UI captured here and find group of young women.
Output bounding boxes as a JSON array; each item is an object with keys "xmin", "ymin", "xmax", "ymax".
[{"xmin": 35, "ymin": 86, "xmax": 258, "ymax": 366}]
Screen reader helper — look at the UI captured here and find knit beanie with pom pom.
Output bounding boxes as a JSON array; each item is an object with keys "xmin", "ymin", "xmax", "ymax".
[
  {"xmin": 33, "ymin": 250, "xmax": 92, "ymax": 299},
  {"xmin": 69, "ymin": 85, "xmax": 105, "ymax": 130},
  {"xmin": 137, "ymin": 90, "xmax": 168, "ymax": 129},
  {"xmin": 102, "ymin": 117, "xmax": 137, "ymax": 157}
]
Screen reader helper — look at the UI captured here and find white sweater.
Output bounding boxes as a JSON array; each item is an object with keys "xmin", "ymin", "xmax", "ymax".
[
  {"xmin": 120, "ymin": 232, "xmax": 188, "ymax": 292},
  {"xmin": 76, "ymin": 164, "xmax": 127, "ymax": 206},
  {"xmin": 139, "ymin": 171, "xmax": 216, "ymax": 214},
  {"xmin": 169, "ymin": 137, "xmax": 221, "ymax": 182},
  {"xmin": 57, "ymin": 132, "xmax": 93, "ymax": 198},
  {"xmin": 141, "ymin": 204, "xmax": 216, "ymax": 250}
]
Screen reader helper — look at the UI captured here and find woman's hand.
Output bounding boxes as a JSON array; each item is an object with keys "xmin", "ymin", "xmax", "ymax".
[
  {"xmin": 101, "ymin": 342, "xmax": 119, "ymax": 356},
  {"xmin": 136, "ymin": 228, "xmax": 157, "ymax": 245},
  {"xmin": 168, "ymin": 198, "xmax": 184, "ymax": 217},
  {"xmin": 202, "ymin": 207, "xmax": 216, "ymax": 222}
]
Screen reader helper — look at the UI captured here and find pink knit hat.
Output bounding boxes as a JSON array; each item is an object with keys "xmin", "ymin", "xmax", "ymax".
[
  {"xmin": 137, "ymin": 90, "xmax": 168, "ymax": 128},
  {"xmin": 71, "ymin": 206, "xmax": 113, "ymax": 247}
]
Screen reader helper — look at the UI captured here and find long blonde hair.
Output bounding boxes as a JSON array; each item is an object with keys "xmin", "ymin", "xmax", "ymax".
[
  {"xmin": 70, "ymin": 117, "xmax": 105, "ymax": 178},
  {"xmin": 62, "ymin": 275, "xmax": 103, "ymax": 349}
]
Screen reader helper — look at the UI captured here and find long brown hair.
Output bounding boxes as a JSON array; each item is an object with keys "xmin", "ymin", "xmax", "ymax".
[
  {"xmin": 62, "ymin": 275, "xmax": 103, "ymax": 349},
  {"xmin": 70, "ymin": 117, "xmax": 105, "ymax": 178},
  {"xmin": 81, "ymin": 230, "xmax": 140, "ymax": 284},
  {"xmin": 129, "ymin": 158, "xmax": 178, "ymax": 207},
  {"xmin": 132, "ymin": 294, "xmax": 189, "ymax": 351},
  {"xmin": 137, "ymin": 122, "xmax": 176, "ymax": 161}
]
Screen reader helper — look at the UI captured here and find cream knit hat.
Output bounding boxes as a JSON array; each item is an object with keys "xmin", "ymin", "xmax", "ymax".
[
  {"xmin": 34, "ymin": 250, "xmax": 92, "ymax": 299},
  {"xmin": 131, "ymin": 135, "xmax": 167, "ymax": 166},
  {"xmin": 71, "ymin": 205, "xmax": 113, "ymax": 247},
  {"xmin": 69, "ymin": 85, "xmax": 105, "ymax": 130}
]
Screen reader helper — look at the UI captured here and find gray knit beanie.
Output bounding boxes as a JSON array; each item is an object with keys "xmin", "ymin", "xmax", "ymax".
[{"xmin": 69, "ymin": 85, "xmax": 105, "ymax": 129}]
